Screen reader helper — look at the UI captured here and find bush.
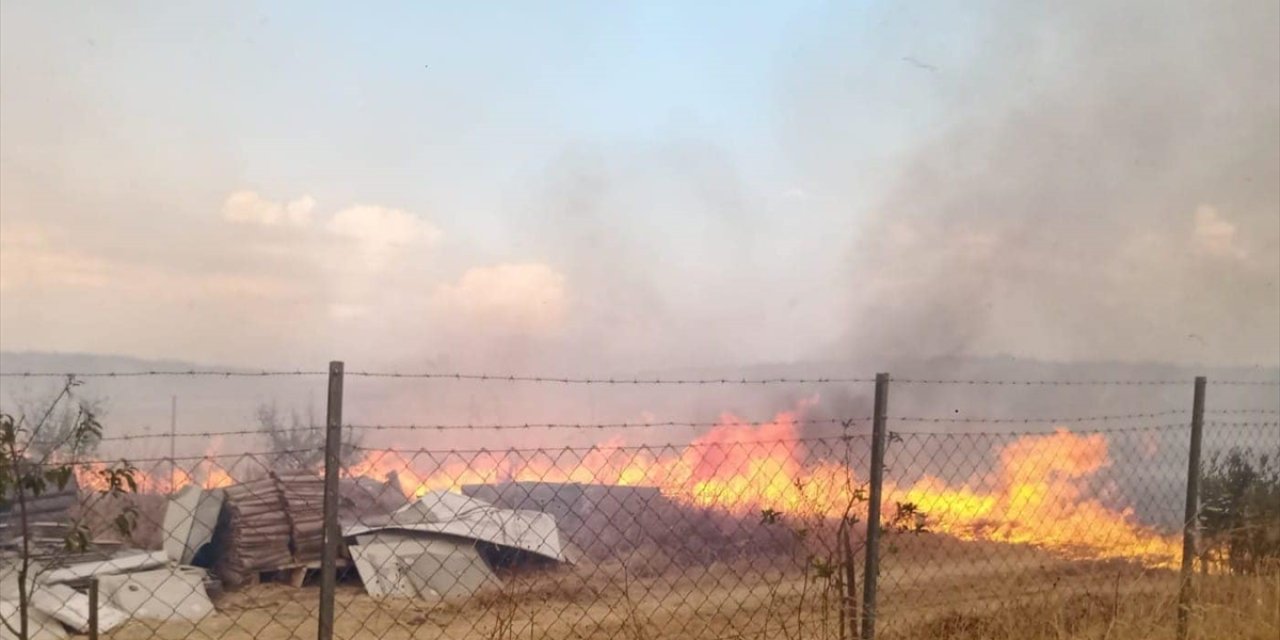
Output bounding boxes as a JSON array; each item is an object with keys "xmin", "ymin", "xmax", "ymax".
[{"xmin": 1199, "ymin": 447, "xmax": 1280, "ymax": 574}]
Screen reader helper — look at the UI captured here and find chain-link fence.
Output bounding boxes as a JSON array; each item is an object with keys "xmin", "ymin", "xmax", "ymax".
[{"xmin": 1, "ymin": 368, "xmax": 1277, "ymax": 640}]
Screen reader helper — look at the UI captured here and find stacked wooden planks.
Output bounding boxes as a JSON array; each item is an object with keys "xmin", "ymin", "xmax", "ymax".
[
  {"xmin": 209, "ymin": 472, "xmax": 409, "ymax": 588},
  {"xmin": 273, "ymin": 471, "xmax": 325, "ymax": 564},
  {"xmin": 213, "ymin": 477, "xmax": 292, "ymax": 587}
]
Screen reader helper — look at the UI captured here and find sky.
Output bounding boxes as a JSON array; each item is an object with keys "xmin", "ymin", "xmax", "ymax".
[{"xmin": 1, "ymin": 1, "xmax": 1277, "ymax": 373}]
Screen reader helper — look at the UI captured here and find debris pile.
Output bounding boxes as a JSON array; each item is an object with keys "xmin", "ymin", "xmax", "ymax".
[
  {"xmin": 343, "ymin": 490, "xmax": 568, "ymax": 599},
  {"xmin": 0, "ymin": 475, "xmax": 82, "ymax": 563},
  {"xmin": 1, "ymin": 485, "xmax": 218, "ymax": 639},
  {"xmin": 2, "ymin": 473, "xmax": 578, "ymax": 634},
  {"xmin": 463, "ymin": 482, "xmax": 677, "ymax": 558}
]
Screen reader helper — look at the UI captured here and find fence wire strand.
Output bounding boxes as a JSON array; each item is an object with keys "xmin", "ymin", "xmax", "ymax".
[{"xmin": 2, "ymin": 368, "xmax": 1277, "ymax": 640}]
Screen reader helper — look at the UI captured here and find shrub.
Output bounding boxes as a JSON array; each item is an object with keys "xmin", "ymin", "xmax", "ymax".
[{"xmin": 1199, "ymin": 447, "xmax": 1280, "ymax": 574}]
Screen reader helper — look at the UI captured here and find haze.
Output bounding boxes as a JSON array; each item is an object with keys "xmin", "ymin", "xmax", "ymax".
[{"xmin": 2, "ymin": 1, "xmax": 1277, "ymax": 374}]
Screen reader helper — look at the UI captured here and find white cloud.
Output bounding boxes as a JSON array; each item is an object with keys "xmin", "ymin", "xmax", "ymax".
[
  {"xmin": 1192, "ymin": 205, "xmax": 1246, "ymax": 259},
  {"xmin": 431, "ymin": 263, "xmax": 568, "ymax": 335},
  {"xmin": 220, "ymin": 191, "xmax": 442, "ymax": 273},
  {"xmin": 223, "ymin": 190, "xmax": 316, "ymax": 227},
  {"xmin": 0, "ymin": 223, "xmax": 110, "ymax": 290},
  {"xmin": 325, "ymin": 205, "xmax": 442, "ymax": 270}
]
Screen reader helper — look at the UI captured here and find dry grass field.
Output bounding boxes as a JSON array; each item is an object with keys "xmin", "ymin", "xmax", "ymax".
[{"xmin": 97, "ymin": 540, "xmax": 1278, "ymax": 640}]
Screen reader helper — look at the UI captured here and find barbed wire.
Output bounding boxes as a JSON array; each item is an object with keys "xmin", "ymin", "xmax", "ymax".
[
  {"xmin": 97, "ymin": 427, "xmax": 272, "ymax": 442},
  {"xmin": 1204, "ymin": 420, "xmax": 1280, "ymax": 429},
  {"xmin": 348, "ymin": 436, "xmax": 853, "ymax": 456},
  {"xmin": 344, "ymin": 417, "xmax": 866, "ymax": 432},
  {"xmin": 2, "ymin": 368, "xmax": 1275, "ymax": 386},
  {"xmin": 344, "ymin": 371, "xmax": 874, "ymax": 384},
  {"xmin": 0, "ymin": 369, "xmax": 326, "ymax": 378},
  {"xmin": 891, "ymin": 421, "xmax": 1199, "ymax": 437},
  {"xmin": 893, "ymin": 419, "xmax": 1279, "ymax": 436},
  {"xmin": 888, "ymin": 410, "xmax": 1192, "ymax": 424},
  {"xmin": 75, "ymin": 447, "xmax": 324, "ymax": 464},
  {"xmin": 88, "ymin": 410, "xmax": 1277, "ymax": 441},
  {"xmin": 84, "ymin": 410, "xmax": 1277, "ymax": 442},
  {"xmin": 894, "ymin": 377, "xmax": 1278, "ymax": 386}
]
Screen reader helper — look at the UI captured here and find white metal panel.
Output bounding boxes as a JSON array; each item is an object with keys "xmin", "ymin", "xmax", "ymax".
[
  {"xmin": 0, "ymin": 599, "xmax": 68, "ymax": 640},
  {"xmin": 30, "ymin": 583, "xmax": 129, "ymax": 633},
  {"xmin": 99, "ymin": 567, "xmax": 214, "ymax": 622},
  {"xmin": 345, "ymin": 491, "xmax": 565, "ymax": 562}
]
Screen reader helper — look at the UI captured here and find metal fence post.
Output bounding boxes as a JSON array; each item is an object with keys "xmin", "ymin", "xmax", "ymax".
[
  {"xmin": 318, "ymin": 361, "xmax": 344, "ymax": 640},
  {"xmin": 1177, "ymin": 376, "xmax": 1206, "ymax": 640},
  {"xmin": 861, "ymin": 372, "xmax": 890, "ymax": 640},
  {"xmin": 88, "ymin": 577, "xmax": 99, "ymax": 640}
]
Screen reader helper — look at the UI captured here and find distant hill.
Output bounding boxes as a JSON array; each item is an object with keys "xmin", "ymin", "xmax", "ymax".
[{"xmin": 2, "ymin": 350, "xmax": 1275, "ymax": 457}]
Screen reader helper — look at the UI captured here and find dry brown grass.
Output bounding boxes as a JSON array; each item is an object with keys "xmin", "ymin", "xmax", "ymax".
[
  {"xmin": 93, "ymin": 545, "xmax": 1278, "ymax": 640},
  {"xmin": 886, "ymin": 571, "xmax": 1278, "ymax": 640}
]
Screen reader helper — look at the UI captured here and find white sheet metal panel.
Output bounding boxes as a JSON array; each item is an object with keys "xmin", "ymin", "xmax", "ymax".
[
  {"xmin": 188, "ymin": 490, "xmax": 225, "ymax": 563},
  {"xmin": 161, "ymin": 486, "xmax": 225, "ymax": 565},
  {"xmin": 0, "ymin": 599, "xmax": 68, "ymax": 640},
  {"xmin": 30, "ymin": 583, "xmax": 129, "ymax": 633},
  {"xmin": 352, "ymin": 532, "xmax": 499, "ymax": 600},
  {"xmin": 345, "ymin": 491, "xmax": 564, "ymax": 561},
  {"xmin": 348, "ymin": 540, "xmax": 420, "ymax": 598},
  {"xmin": 40, "ymin": 550, "xmax": 169, "ymax": 585},
  {"xmin": 99, "ymin": 566, "xmax": 214, "ymax": 622},
  {"xmin": 407, "ymin": 541, "xmax": 498, "ymax": 599},
  {"xmin": 161, "ymin": 485, "xmax": 201, "ymax": 563}
]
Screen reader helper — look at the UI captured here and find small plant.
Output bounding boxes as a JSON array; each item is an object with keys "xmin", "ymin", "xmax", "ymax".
[
  {"xmin": 758, "ymin": 480, "xmax": 929, "ymax": 639},
  {"xmin": 0, "ymin": 376, "xmax": 139, "ymax": 639}
]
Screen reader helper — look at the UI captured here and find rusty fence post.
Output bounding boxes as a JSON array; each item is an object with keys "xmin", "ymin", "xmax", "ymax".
[
  {"xmin": 861, "ymin": 372, "xmax": 889, "ymax": 640},
  {"xmin": 1177, "ymin": 376, "xmax": 1206, "ymax": 640},
  {"xmin": 318, "ymin": 361, "xmax": 344, "ymax": 640}
]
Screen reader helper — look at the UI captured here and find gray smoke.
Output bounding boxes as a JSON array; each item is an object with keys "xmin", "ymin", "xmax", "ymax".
[{"xmin": 788, "ymin": 0, "xmax": 1279, "ymax": 366}]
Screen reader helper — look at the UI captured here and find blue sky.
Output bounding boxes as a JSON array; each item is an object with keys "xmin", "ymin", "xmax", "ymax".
[{"xmin": 2, "ymin": 1, "xmax": 1276, "ymax": 369}]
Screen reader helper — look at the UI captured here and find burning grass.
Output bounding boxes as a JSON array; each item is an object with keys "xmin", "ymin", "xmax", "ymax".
[{"xmin": 346, "ymin": 408, "xmax": 1185, "ymax": 567}]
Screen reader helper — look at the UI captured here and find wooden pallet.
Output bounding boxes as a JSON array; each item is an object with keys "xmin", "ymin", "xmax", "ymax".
[{"xmin": 264, "ymin": 558, "xmax": 350, "ymax": 588}]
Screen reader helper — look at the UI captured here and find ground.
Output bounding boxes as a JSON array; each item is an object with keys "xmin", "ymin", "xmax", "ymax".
[{"xmin": 97, "ymin": 539, "xmax": 1277, "ymax": 640}]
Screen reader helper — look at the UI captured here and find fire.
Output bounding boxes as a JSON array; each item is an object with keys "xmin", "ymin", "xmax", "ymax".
[
  {"xmin": 67, "ymin": 403, "xmax": 1178, "ymax": 566},
  {"xmin": 351, "ymin": 410, "xmax": 1179, "ymax": 565},
  {"xmin": 898, "ymin": 429, "xmax": 1180, "ymax": 563},
  {"xmin": 76, "ymin": 438, "xmax": 236, "ymax": 493},
  {"xmin": 75, "ymin": 458, "xmax": 235, "ymax": 494}
]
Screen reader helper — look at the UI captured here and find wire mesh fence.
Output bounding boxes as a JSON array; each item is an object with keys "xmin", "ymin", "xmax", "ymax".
[
  {"xmin": 876, "ymin": 425, "xmax": 1192, "ymax": 632},
  {"xmin": 1, "ymin": 367, "xmax": 1277, "ymax": 639}
]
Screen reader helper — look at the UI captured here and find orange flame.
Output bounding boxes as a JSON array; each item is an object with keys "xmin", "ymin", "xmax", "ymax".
[
  {"xmin": 898, "ymin": 429, "xmax": 1179, "ymax": 562},
  {"xmin": 75, "ymin": 458, "xmax": 235, "ymax": 494},
  {"xmin": 349, "ymin": 410, "xmax": 1177, "ymax": 565},
  {"xmin": 73, "ymin": 404, "xmax": 1177, "ymax": 565},
  {"xmin": 77, "ymin": 437, "xmax": 237, "ymax": 493}
]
